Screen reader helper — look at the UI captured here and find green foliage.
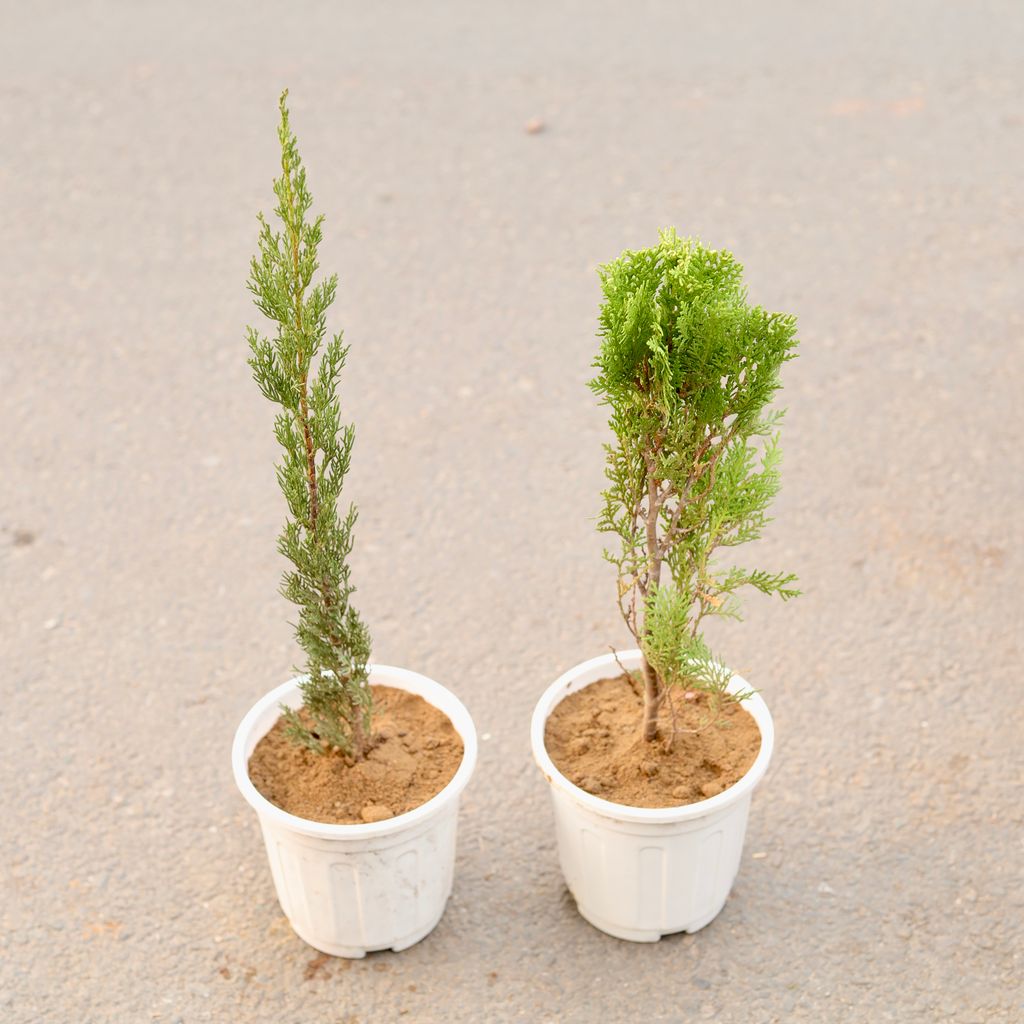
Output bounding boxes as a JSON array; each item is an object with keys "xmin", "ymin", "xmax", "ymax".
[
  {"xmin": 246, "ymin": 91, "xmax": 373, "ymax": 758},
  {"xmin": 641, "ymin": 588, "xmax": 755, "ymax": 716},
  {"xmin": 591, "ymin": 229, "xmax": 798, "ymax": 725}
]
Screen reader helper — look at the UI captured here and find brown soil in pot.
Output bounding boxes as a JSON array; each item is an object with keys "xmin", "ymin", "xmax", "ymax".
[
  {"xmin": 248, "ymin": 685, "xmax": 463, "ymax": 825},
  {"xmin": 544, "ymin": 674, "xmax": 760, "ymax": 808}
]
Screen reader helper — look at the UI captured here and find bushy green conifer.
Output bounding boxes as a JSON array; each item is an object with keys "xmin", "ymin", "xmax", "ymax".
[
  {"xmin": 591, "ymin": 230, "xmax": 799, "ymax": 744},
  {"xmin": 246, "ymin": 91, "xmax": 373, "ymax": 759}
]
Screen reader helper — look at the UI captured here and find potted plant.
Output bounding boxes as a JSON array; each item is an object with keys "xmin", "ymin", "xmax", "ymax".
[
  {"xmin": 531, "ymin": 230, "xmax": 798, "ymax": 942},
  {"xmin": 232, "ymin": 92, "xmax": 477, "ymax": 958}
]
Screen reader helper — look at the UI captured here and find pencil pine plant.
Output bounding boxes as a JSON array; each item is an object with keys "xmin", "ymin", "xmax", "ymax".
[
  {"xmin": 591, "ymin": 229, "xmax": 799, "ymax": 746},
  {"xmin": 246, "ymin": 91, "xmax": 373, "ymax": 759}
]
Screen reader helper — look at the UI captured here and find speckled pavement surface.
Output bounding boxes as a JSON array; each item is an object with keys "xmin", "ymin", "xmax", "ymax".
[{"xmin": 1, "ymin": 2, "xmax": 1022, "ymax": 1021}]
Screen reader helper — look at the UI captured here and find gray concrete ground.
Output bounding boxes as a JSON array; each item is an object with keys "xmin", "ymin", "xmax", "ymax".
[{"xmin": 1, "ymin": 2, "xmax": 1022, "ymax": 1021}]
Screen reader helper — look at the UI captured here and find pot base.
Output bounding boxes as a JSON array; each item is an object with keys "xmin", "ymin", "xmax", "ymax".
[
  {"xmin": 288, "ymin": 905, "xmax": 447, "ymax": 958},
  {"xmin": 574, "ymin": 894, "xmax": 729, "ymax": 942}
]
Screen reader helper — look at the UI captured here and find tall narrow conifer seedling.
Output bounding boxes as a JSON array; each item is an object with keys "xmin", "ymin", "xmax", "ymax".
[
  {"xmin": 246, "ymin": 91, "xmax": 373, "ymax": 760},
  {"xmin": 234, "ymin": 93, "xmax": 478, "ymax": 960},
  {"xmin": 592, "ymin": 230, "xmax": 799, "ymax": 746}
]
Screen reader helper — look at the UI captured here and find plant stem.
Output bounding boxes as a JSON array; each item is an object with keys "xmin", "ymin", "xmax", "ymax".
[
  {"xmin": 282, "ymin": 138, "xmax": 367, "ymax": 761},
  {"xmin": 281, "ymin": 150, "xmax": 320, "ymax": 532},
  {"xmin": 349, "ymin": 696, "xmax": 368, "ymax": 760},
  {"xmin": 641, "ymin": 657, "xmax": 661, "ymax": 742},
  {"xmin": 640, "ymin": 447, "xmax": 664, "ymax": 742}
]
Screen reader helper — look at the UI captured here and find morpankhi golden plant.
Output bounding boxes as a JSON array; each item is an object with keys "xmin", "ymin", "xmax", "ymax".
[{"xmin": 592, "ymin": 229, "xmax": 799, "ymax": 746}]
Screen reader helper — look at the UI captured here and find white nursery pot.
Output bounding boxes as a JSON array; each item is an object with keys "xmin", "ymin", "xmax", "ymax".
[
  {"xmin": 233, "ymin": 665, "xmax": 477, "ymax": 958},
  {"xmin": 531, "ymin": 649, "xmax": 774, "ymax": 942}
]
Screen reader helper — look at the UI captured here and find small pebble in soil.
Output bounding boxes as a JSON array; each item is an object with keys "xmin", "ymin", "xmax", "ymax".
[
  {"xmin": 672, "ymin": 786, "xmax": 690, "ymax": 800},
  {"xmin": 700, "ymin": 780, "xmax": 724, "ymax": 798},
  {"xmin": 580, "ymin": 776, "xmax": 603, "ymax": 793},
  {"xmin": 640, "ymin": 760, "xmax": 659, "ymax": 778},
  {"xmin": 360, "ymin": 804, "xmax": 393, "ymax": 823}
]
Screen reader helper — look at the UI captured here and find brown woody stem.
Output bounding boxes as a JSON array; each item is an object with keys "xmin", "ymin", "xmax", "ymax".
[
  {"xmin": 284, "ymin": 149, "xmax": 366, "ymax": 761},
  {"xmin": 639, "ymin": 445, "xmax": 665, "ymax": 743}
]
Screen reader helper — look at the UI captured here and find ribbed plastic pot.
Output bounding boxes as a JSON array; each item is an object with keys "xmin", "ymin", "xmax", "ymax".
[
  {"xmin": 531, "ymin": 649, "xmax": 773, "ymax": 942},
  {"xmin": 233, "ymin": 665, "xmax": 477, "ymax": 958}
]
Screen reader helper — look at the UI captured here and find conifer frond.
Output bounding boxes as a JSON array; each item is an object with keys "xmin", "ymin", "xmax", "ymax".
[{"xmin": 246, "ymin": 91, "xmax": 372, "ymax": 759}]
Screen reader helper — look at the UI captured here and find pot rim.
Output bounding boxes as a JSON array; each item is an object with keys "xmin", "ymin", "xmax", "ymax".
[
  {"xmin": 530, "ymin": 648, "xmax": 774, "ymax": 824},
  {"xmin": 232, "ymin": 663, "xmax": 477, "ymax": 840}
]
